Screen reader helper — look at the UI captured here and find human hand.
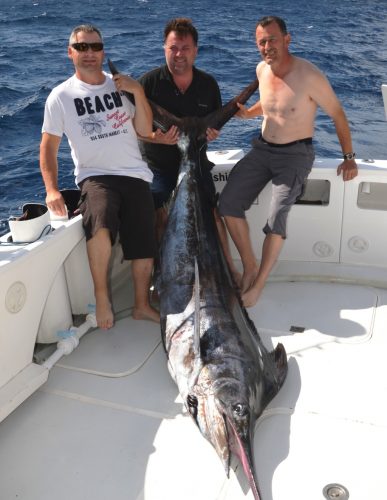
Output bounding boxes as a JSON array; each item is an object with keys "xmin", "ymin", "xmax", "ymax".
[
  {"xmin": 113, "ymin": 73, "xmax": 141, "ymax": 94},
  {"xmin": 206, "ymin": 128, "xmax": 220, "ymax": 142},
  {"xmin": 236, "ymin": 102, "xmax": 249, "ymax": 118},
  {"xmin": 46, "ymin": 190, "xmax": 66, "ymax": 216},
  {"xmin": 337, "ymin": 159, "xmax": 358, "ymax": 181},
  {"xmin": 153, "ymin": 125, "xmax": 180, "ymax": 145}
]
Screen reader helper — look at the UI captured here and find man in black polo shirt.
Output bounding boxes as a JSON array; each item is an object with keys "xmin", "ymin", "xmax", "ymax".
[{"xmin": 139, "ymin": 17, "xmax": 239, "ymax": 281}]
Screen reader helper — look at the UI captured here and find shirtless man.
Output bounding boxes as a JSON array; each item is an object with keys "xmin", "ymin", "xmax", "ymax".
[{"xmin": 219, "ymin": 15, "xmax": 358, "ymax": 307}]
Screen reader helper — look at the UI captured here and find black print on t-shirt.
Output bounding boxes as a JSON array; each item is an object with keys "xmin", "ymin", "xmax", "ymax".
[
  {"xmin": 73, "ymin": 92, "xmax": 123, "ymax": 116},
  {"xmin": 79, "ymin": 115, "xmax": 107, "ymax": 136}
]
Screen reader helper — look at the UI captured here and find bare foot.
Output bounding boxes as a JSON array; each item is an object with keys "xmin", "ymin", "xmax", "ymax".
[
  {"xmin": 132, "ymin": 305, "xmax": 160, "ymax": 323},
  {"xmin": 95, "ymin": 295, "xmax": 114, "ymax": 330},
  {"xmin": 242, "ymin": 283, "xmax": 263, "ymax": 308}
]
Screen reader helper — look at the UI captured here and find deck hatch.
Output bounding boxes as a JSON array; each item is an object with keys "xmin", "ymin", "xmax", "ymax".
[{"xmin": 357, "ymin": 182, "xmax": 387, "ymax": 210}]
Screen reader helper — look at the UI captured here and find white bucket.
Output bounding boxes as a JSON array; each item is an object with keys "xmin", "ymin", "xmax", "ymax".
[{"xmin": 9, "ymin": 203, "xmax": 51, "ymax": 243}]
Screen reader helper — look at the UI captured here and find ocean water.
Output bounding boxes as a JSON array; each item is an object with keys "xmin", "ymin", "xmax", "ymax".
[{"xmin": 1, "ymin": 0, "xmax": 387, "ymax": 234}]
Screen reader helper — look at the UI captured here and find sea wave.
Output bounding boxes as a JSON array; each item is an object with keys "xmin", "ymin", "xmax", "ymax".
[
  {"xmin": 0, "ymin": 87, "xmax": 45, "ymax": 117},
  {"xmin": 0, "ymin": 0, "xmax": 386, "ymax": 231}
]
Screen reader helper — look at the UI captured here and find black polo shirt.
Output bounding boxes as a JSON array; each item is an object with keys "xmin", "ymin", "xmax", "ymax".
[{"xmin": 138, "ymin": 64, "xmax": 222, "ymax": 174}]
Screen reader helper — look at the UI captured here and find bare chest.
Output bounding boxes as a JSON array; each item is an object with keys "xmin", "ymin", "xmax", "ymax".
[{"xmin": 259, "ymin": 72, "xmax": 314, "ymax": 118}]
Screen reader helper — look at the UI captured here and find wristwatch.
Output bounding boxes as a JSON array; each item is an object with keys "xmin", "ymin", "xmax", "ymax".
[{"xmin": 343, "ymin": 152, "xmax": 356, "ymax": 160}]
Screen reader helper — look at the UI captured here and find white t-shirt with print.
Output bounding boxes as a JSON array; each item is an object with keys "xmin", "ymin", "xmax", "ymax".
[{"xmin": 42, "ymin": 72, "xmax": 153, "ymax": 185}]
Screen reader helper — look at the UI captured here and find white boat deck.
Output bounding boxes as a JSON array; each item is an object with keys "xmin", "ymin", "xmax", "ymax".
[
  {"xmin": 1, "ymin": 155, "xmax": 387, "ymax": 499},
  {"xmin": 0, "ymin": 274, "xmax": 386, "ymax": 500}
]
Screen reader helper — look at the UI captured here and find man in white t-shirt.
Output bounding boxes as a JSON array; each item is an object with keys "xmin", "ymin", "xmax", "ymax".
[{"xmin": 40, "ymin": 24, "xmax": 159, "ymax": 329}]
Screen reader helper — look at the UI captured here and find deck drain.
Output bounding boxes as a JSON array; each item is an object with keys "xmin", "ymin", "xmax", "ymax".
[{"xmin": 323, "ymin": 483, "xmax": 349, "ymax": 499}]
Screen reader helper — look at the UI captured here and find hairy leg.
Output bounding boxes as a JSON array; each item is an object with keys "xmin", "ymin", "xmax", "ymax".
[
  {"xmin": 242, "ymin": 233, "xmax": 284, "ymax": 307},
  {"xmin": 86, "ymin": 228, "xmax": 114, "ymax": 330},
  {"xmin": 224, "ymin": 215, "xmax": 259, "ymax": 293}
]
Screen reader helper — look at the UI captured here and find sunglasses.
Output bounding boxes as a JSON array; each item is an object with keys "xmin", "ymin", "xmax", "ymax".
[{"xmin": 71, "ymin": 42, "xmax": 104, "ymax": 52}]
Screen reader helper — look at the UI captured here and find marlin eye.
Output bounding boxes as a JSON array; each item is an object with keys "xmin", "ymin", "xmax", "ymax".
[{"xmin": 233, "ymin": 403, "xmax": 247, "ymax": 417}]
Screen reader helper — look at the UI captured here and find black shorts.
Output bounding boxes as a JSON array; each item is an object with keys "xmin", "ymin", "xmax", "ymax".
[{"xmin": 78, "ymin": 175, "xmax": 157, "ymax": 260}]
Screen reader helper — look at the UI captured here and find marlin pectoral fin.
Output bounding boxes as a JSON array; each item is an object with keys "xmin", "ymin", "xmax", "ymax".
[
  {"xmin": 108, "ymin": 59, "xmax": 183, "ymax": 132},
  {"xmin": 261, "ymin": 343, "xmax": 288, "ymax": 408},
  {"xmin": 272, "ymin": 343, "xmax": 288, "ymax": 387}
]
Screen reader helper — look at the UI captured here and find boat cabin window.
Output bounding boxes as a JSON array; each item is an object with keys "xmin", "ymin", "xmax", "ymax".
[
  {"xmin": 295, "ymin": 179, "xmax": 330, "ymax": 206},
  {"xmin": 357, "ymin": 182, "xmax": 387, "ymax": 210}
]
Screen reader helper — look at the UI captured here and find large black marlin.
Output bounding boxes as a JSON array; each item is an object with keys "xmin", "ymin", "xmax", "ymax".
[{"xmin": 109, "ymin": 60, "xmax": 288, "ymax": 500}]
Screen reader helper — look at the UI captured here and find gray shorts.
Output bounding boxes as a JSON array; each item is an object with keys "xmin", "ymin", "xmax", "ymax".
[
  {"xmin": 78, "ymin": 175, "xmax": 157, "ymax": 260},
  {"xmin": 218, "ymin": 135, "xmax": 315, "ymax": 238}
]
